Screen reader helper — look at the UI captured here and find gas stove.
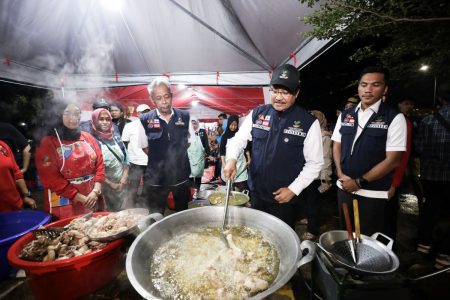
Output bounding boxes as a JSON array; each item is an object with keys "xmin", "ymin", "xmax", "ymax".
[{"xmin": 312, "ymin": 250, "xmax": 412, "ymax": 300}]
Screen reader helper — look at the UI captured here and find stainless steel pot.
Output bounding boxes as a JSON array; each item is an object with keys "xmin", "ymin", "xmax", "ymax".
[
  {"xmin": 318, "ymin": 230, "xmax": 400, "ymax": 275},
  {"xmin": 126, "ymin": 206, "xmax": 316, "ymax": 299}
]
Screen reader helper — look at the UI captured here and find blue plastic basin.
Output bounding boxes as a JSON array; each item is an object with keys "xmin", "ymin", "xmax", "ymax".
[{"xmin": 0, "ymin": 210, "xmax": 51, "ymax": 280}]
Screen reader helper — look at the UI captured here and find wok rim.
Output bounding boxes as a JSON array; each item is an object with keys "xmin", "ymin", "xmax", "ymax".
[{"xmin": 126, "ymin": 206, "xmax": 302, "ymax": 299}]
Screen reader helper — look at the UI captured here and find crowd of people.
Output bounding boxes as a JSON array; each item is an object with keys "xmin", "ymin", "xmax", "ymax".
[{"xmin": 1, "ymin": 64, "xmax": 449, "ymax": 270}]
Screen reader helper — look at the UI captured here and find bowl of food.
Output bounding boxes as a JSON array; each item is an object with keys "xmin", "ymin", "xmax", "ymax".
[{"xmin": 207, "ymin": 190, "xmax": 250, "ymax": 206}]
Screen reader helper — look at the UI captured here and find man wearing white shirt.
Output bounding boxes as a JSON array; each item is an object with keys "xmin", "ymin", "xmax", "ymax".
[
  {"xmin": 332, "ymin": 66, "xmax": 407, "ymax": 236},
  {"xmin": 122, "ymin": 104, "xmax": 150, "ymax": 207},
  {"xmin": 223, "ymin": 64, "xmax": 323, "ymax": 228}
]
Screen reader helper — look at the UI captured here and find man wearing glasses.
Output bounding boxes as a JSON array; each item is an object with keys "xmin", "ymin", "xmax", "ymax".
[
  {"xmin": 138, "ymin": 77, "xmax": 195, "ymax": 214},
  {"xmin": 224, "ymin": 64, "xmax": 323, "ymax": 228}
]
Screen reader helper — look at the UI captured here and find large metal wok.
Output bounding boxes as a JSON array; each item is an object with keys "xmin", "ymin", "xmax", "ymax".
[
  {"xmin": 317, "ymin": 230, "xmax": 400, "ymax": 275},
  {"xmin": 126, "ymin": 206, "xmax": 316, "ymax": 299}
]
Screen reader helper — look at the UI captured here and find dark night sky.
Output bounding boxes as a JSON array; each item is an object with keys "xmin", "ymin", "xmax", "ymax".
[{"xmin": 298, "ymin": 40, "xmax": 438, "ymax": 121}]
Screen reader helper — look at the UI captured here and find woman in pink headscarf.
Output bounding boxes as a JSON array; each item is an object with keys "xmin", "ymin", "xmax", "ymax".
[{"xmin": 91, "ymin": 108, "xmax": 129, "ymax": 211}]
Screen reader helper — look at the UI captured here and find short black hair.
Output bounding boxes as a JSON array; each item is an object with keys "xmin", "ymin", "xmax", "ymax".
[
  {"xmin": 360, "ymin": 66, "xmax": 390, "ymax": 85},
  {"xmin": 110, "ymin": 102, "xmax": 124, "ymax": 112},
  {"xmin": 218, "ymin": 113, "xmax": 227, "ymax": 119}
]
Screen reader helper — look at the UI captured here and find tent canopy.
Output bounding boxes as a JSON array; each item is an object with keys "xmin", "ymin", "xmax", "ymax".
[
  {"xmin": 0, "ymin": 0, "xmax": 330, "ymax": 90},
  {"xmin": 77, "ymin": 84, "xmax": 265, "ymax": 118}
]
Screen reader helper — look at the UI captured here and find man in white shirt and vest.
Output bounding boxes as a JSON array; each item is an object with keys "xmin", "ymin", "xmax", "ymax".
[
  {"xmin": 223, "ymin": 64, "xmax": 323, "ymax": 228},
  {"xmin": 332, "ymin": 66, "xmax": 407, "ymax": 236}
]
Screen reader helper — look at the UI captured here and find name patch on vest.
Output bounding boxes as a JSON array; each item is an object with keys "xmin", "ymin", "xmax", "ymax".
[
  {"xmin": 367, "ymin": 122, "xmax": 388, "ymax": 129},
  {"xmin": 283, "ymin": 128, "xmax": 307, "ymax": 137},
  {"xmin": 252, "ymin": 124, "xmax": 270, "ymax": 131},
  {"xmin": 366, "ymin": 115, "xmax": 389, "ymax": 129}
]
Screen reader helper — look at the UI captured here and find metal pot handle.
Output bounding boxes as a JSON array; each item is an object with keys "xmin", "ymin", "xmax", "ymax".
[
  {"xmin": 137, "ymin": 213, "xmax": 164, "ymax": 232},
  {"xmin": 370, "ymin": 232, "xmax": 394, "ymax": 250},
  {"xmin": 297, "ymin": 240, "xmax": 316, "ymax": 268}
]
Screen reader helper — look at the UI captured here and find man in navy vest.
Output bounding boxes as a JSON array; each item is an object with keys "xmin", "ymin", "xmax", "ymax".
[
  {"xmin": 138, "ymin": 77, "xmax": 194, "ymax": 214},
  {"xmin": 223, "ymin": 64, "xmax": 324, "ymax": 228},
  {"xmin": 332, "ymin": 66, "xmax": 407, "ymax": 236}
]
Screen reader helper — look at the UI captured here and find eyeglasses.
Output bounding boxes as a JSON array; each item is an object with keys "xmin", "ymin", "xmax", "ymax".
[
  {"xmin": 269, "ymin": 88, "xmax": 291, "ymax": 97},
  {"xmin": 153, "ymin": 93, "xmax": 172, "ymax": 101},
  {"xmin": 63, "ymin": 111, "xmax": 81, "ymax": 118}
]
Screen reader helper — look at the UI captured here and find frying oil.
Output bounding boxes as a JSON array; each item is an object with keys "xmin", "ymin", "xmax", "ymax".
[{"xmin": 150, "ymin": 225, "xmax": 279, "ymax": 299}]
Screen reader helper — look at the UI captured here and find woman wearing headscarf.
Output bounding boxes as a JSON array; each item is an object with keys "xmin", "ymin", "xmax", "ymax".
[
  {"xmin": 187, "ymin": 118, "xmax": 206, "ymax": 199},
  {"xmin": 297, "ymin": 110, "xmax": 333, "ymax": 240},
  {"xmin": 35, "ymin": 101, "xmax": 105, "ymax": 220},
  {"xmin": 90, "ymin": 108, "xmax": 129, "ymax": 211},
  {"xmin": 220, "ymin": 115, "xmax": 248, "ymax": 191},
  {"xmin": 0, "ymin": 140, "xmax": 36, "ymax": 211}
]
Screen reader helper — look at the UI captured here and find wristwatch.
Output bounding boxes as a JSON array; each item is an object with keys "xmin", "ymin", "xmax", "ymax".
[
  {"xmin": 23, "ymin": 191, "xmax": 32, "ymax": 197},
  {"xmin": 92, "ymin": 189, "xmax": 102, "ymax": 196},
  {"xmin": 355, "ymin": 177, "xmax": 368, "ymax": 188}
]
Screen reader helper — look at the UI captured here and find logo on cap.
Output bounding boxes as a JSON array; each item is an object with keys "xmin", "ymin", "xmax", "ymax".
[{"xmin": 280, "ymin": 70, "xmax": 289, "ymax": 79}]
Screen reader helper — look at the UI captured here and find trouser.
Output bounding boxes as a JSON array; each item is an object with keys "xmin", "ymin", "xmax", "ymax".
[
  {"xmin": 251, "ymin": 191, "xmax": 300, "ymax": 229},
  {"xmin": 298, "ymin": 179, "xmax": 321, "ymax": 235},
  {"xmin": 143, "ymin": 180, "xmax": 190, "ymax": 215},
  {"xmin": 383, "ymin": 189, "xmax": 400, "ymax": 248},
  {"xmin": 418, "ymin": 180, "xmax": 450, "ymax": 254},
  {"xmin": 337, "ymin": 188, "xmax": 386, "ymax": 237},
  {"xmin": 213, "ymin": 160, "xmax": 221, "ymax": 179},
  {"xmin": 128, "ymin": 163, "xmax": 146, "ymax": 207}
]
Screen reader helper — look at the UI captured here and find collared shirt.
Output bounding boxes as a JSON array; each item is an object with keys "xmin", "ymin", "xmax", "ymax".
[
  {"xmin": 155, "ymin": 108, "xmax": 195, "ymax": 144},
  {"xmin": 227, "ymin": 109, "xmax": 323, "ymax": 195},
  {"xmin": 415, "ymin": 104, "xmax": 450, "ymax": 182},
  {"xmin": 137, "ymin": 107, "xmax": 195, "ymax": 147},
  {"xmin": 332, "ymin": 99, "xmax": 407, "ymax": 198}
]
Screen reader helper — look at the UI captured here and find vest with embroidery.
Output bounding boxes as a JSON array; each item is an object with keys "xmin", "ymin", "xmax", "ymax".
[
  {"xmin": 140, "ymin": 108, "xmax": 191, "ymax": 185},
  {"xmin": 250, "ymin": 104, "xmax": 315, "ymax": 202},
  {"xmin": 339, "ymin": 101, "xmax": 400, "ymax": 190}
]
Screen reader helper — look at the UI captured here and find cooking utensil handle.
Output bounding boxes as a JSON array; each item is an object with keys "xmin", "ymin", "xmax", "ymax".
[
  {"xmin": 137, "ymin": 213, "xmax": 164, "ymax": 232},
  {"xmin": 222, "ymin": 179, "xmax": 232, "ymax": 230},
  {"xmin": 342, "ymin": 202, "xmax": 354, "ymax": 240},
  {"xmin": 297, "ymin": 240, "xmax": 317, "ymax": 268},
  {"xmin": 371, "ymin": 232, "xmax": 394, "ymax": 250},
  {"xmin": 353, "ymin": 199, "xmax": 361, "ymax": 240}
]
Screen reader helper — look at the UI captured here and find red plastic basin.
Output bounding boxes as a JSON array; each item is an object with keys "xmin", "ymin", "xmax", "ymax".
[{"xmin": 7, "ymin": 212, "xmax": 127, "ymax": 300}]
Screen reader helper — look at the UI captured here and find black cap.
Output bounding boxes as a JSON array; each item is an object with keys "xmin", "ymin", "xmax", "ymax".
[
  {"xmin": 270, "ymin": 64, "xmax": 300, "ymax": 92},
  {"xmin": 92, "ymin": 98, "xmax": 110, "ymax": 110}
]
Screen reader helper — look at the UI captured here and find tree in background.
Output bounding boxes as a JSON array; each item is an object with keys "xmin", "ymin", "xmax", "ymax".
[{"xmin": 300, "ymin": 0, "xmax": 450, "ymax": 78}]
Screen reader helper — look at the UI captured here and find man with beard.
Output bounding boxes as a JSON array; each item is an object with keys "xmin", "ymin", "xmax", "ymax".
[{"xmin": 223, "ymin": 64, "xmax": 323, "ymax": 228}]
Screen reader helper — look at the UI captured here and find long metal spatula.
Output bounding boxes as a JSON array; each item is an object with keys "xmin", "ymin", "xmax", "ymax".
[
  {"xmin": 221, "ymin": 179, "xmax": 233, "ymax": 248},
  {"xmin": 342, "ymin": 202, "xmax": 357, "ymax": 264},
  {"xmin": 33, "ymin": 211, "xmax": 93, "ymax": 238}
]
